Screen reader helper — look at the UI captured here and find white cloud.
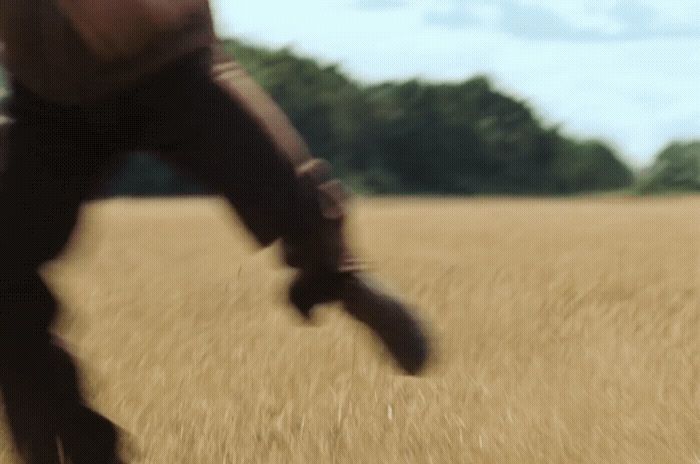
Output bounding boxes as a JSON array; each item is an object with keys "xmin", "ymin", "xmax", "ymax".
[{"xmin": 420, "ymin": 0, "xmax": 700, "ymax": 40}]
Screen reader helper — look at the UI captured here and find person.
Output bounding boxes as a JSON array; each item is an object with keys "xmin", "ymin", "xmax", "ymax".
[{"xmin": 0, "ymin": 2, "xmax": 429, "ymax": 463}]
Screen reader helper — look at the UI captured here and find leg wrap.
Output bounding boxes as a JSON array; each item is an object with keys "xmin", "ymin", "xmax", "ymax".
[{"xmin": 282, "ymin": 159, "xmax": 360, "ymax": 274}]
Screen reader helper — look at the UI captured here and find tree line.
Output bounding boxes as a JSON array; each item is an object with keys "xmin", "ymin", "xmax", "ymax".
[
  {"xmin": 219, "ymin": 39, "xmax": 633, "ymax": 195},
  {"xmin": 0, "ymin": 39, "xmax": 697, "ymax": 195}
]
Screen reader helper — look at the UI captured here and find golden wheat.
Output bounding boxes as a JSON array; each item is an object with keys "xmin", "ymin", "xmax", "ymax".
[{"xmin": 1, "ymin": 197, "xmax": 698, "ymax": 463}]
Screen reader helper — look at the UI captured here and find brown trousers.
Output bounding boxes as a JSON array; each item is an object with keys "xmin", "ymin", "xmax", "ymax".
[{"xmin": 0, "ymin": 48, "xmax": 345, "ymax": 463}]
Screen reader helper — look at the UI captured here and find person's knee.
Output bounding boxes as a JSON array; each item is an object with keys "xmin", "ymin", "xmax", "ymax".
[
  {"xmin": 0, "ymin": 201, "xmax": 79, "ymax": 269},
  {"xmin": 0, "ymin": 212, "xmax": 69, "ymax": 353},
  {"xmin": 0, "ymin": 273, "xmax": 58, "ymax": 350}
]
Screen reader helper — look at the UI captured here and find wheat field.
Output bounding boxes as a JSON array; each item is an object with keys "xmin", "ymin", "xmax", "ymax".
[{"xmin": 1, "ymin": 197, "xmax": 698, "ymax": 463}]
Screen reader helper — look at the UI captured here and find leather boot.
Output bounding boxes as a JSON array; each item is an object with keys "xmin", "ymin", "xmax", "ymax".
[
  {"xmin": 283, "ymin": 159, "xmax": 430, "ymax": 375},
  {"xmin": 290, "ymin": 270, "xmax": 430, "ymax": 375}
]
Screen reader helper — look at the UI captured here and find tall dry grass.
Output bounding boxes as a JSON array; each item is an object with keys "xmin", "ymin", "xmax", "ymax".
[{"xmin": 1, "ymin": 197, "xmax": 698, "ymax": 463}]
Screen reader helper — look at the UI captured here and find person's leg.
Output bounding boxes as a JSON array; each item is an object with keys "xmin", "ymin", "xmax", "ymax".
[
  {"xmin": 0, "ymin": 90, "xmax": 124, "ymax": 463},
  {"xmin": 134, "ymin": 51, "xmax": 344, "ymax": 262},
  {"xmin": 135, "ymin": 51, "xmax": 429, "ymax": 374}
]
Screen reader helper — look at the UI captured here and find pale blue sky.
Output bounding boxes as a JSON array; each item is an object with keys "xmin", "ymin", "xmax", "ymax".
[{"xmin": 211, "ymin": 0, "xmax": 700, "ymax": 166}]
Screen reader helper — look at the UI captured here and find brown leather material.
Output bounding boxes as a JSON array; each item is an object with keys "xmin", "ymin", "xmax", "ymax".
[
  {"xmin": 318, "ymin": 180, "xmax": 349, "ymax": 220},
  {"xmin": 281, "ymin": 159, "xmax": 356, "ymax": 274},
  {"xmin": 211, "ymin": 46, "xmax": 313, "ymax": 167},
  {"xmin": 0, "ymin": 0, "xmax": 215, "ymax": 104},
  {"xmin": 296, "ymin": 160, "xmax": 350, "ymax": 220},
  {"xmin": 56, "ymin": 0, "xmax": 208, "ymax": 61},
  {"xmin": 289, "ymin": 271, "xmax": 430, "ymax": 375},
  {"xmin": 211, "ymin": 49, "xmax": 359, "ymax": 274},
  {"xmin": 340, "ymin": 273, "xmax": 430, "ymax": 375}
]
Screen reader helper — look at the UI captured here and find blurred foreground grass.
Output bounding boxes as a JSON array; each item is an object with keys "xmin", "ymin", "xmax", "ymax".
[{"xmin": 1, "ymin": 197, "xmax": 698, "ymax": 463}]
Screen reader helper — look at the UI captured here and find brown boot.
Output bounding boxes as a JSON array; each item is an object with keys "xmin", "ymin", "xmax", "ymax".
[
  {"xmin": 340, "ymin": 272, "xmax": 430, "ymax": 375},
  {"xmin": 281, "ymin": 159, "xmax": 429, "ymax": 374},
  {"xmin": 289, "ymin": 270, "xmax": 430, "ymax": 375}
]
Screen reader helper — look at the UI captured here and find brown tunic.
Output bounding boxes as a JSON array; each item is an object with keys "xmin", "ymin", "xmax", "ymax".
[{"xmin": 0, "ymin": 0, "xmax": 215, "ymax": 104}]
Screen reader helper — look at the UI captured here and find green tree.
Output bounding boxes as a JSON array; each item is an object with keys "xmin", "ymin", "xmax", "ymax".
[
  {"xmin": 1, "ymin": 41, "xmax": 640, "ymax": 197},
  {"xmin": 549, "ymin": 138, "xmax": 634, "ymax": 193},
  {"xmin": 637, "ymin": 141, "xmax": 700, "ymax": 193},
  {"xmin": 367, "ymin": 79, "xmax": 488, "ymax": 193}
]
